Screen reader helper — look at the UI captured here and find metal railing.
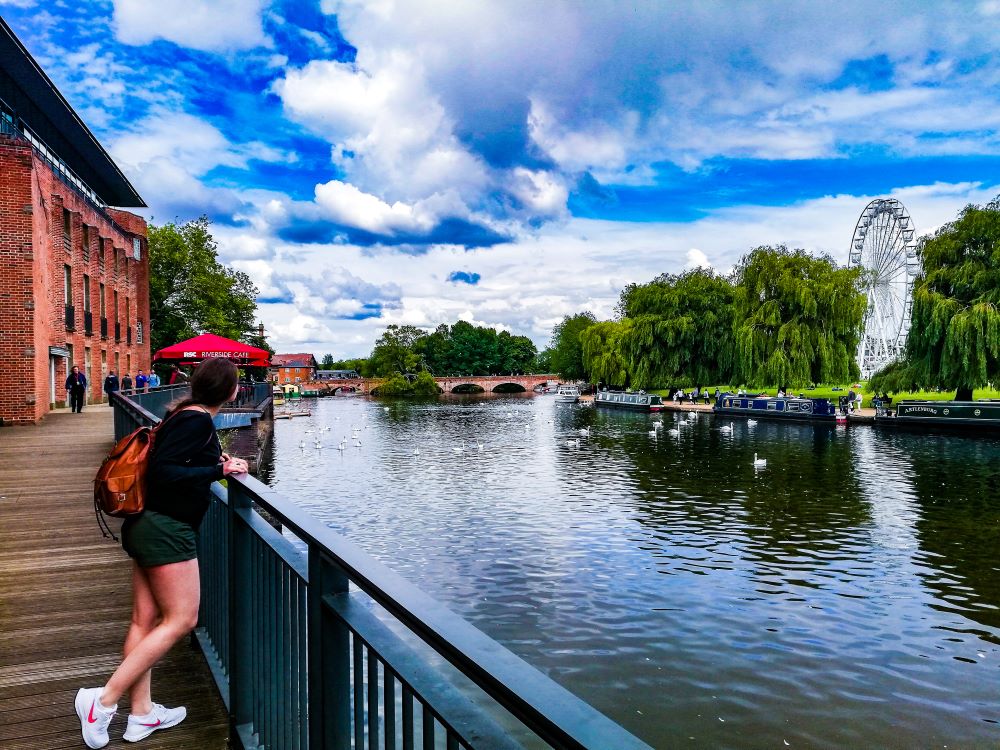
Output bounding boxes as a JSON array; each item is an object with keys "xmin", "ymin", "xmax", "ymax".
[{"xmin": 110, "ymin": 392, "xmax": 650, "ymax": 750}]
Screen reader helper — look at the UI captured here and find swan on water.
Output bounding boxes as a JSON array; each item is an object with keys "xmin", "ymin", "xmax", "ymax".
[
  {"xmin": 298, "ymin": 441, "xmax": 305, "ymax": 449},
  {"xmin": 566, "ymin": 438, "xmax": 580, "ymax": 447},
  {"xmin": 413, "ymin": 448, "xmax": 420, "ymax": 456},
  {"xmin": 747, "ymin": 419, "xmax": 758, "ymax": 427},
  {"xmin": 753, "ymin": 453, "xmax": 767, "ymax": 467},
  {"xmin": 719, "ymin": 422, "xmax": 734, "ymax": 433},
  {"xmin": 667, "ymin": 428, "xmax": 680, "ymax": 436},
  {"xmin": 579, "ymin": 427, "xmax": 590, "ymax": 436}
]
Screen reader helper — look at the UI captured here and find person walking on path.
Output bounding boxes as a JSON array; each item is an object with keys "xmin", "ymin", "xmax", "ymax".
[
  {"xmin": 135, "ymin": 370, "xmax": 148, "ymax": 393},
  {"xmin": 75, "ymin": 357, "xmax": 248, "ymax": 749},
  {"xmin": 103, "ymin": 370, "xmax": 119, "ymax": 402},
  {"xmin": 66, "ymin": 365, "xmax": 87, "ymax": 413},
  {"xmin": 120, "ymin": 372, "xmax": 133, "ymax": 395},
  {"xmin": 147, "ymin": 370, "xmax": 160, "ymax": 390}
]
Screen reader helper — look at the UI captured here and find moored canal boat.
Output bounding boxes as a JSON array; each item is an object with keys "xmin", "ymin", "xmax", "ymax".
[
  {"xmin": 595, "ymin": 390, "xmax": 664, "ymax": 412},
  {"xmin": 713, "ymin": 393, "xmax": 845, "ymax": 424},
  {"xmin": 874, "ymin": 399, "xmax": 1000, "ymax": 431}
]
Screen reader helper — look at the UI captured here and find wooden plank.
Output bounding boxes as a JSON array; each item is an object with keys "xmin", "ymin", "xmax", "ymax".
[{"xmin": 0, "ymin": 407, "xmax": 229, "ymax": 749}]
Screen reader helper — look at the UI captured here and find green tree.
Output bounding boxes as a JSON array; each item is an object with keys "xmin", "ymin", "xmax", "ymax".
[
  {"xmin": 618, "ymin": 268, "xmax": 736, "ymax": 388},
  {"xmin": 534, "ymin": 347, "xmax": 554, "ymax": 373},
  {"xmin": 549, "ymin": 312, "xmax": 597, "ymax": 381},
  {"xmin": 147, "ymin": 217, "xmax": 259, "ymax": 353},
  {"xmin": 581, "ymin": 320, "xmax": 632, "ymax": 387},
  {"xmin": 890, "ymin": 205, "xmax": 1000, "ymax": 400},
  {"xmin": 369, "ymin": 325, "xmax": 426, "ymax": 376},
  {"xmin": 733, "ymin": 246, "xmax": 865, "ymax": 388},
  {"xmin": 321, "ymin": 353, "xmax": 335, "ymax": 369}
]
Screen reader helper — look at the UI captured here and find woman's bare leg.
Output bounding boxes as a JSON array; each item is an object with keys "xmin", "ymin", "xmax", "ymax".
[
  {"xmin": 124, "ymin": 563, "xmax": 160, "ymax": 715},
  {"xmin": 100, "ymin": 559, "xmax": 200, "ymax": 706}
]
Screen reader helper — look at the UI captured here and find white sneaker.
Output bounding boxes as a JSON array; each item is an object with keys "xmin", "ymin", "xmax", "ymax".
[
  {"xmin": 122, "ymin": 702, "xmax": 187, "ymax": 742},
  {"xmin": 75, "ymin": 687, "xmax": 117, "ymax": 749}
]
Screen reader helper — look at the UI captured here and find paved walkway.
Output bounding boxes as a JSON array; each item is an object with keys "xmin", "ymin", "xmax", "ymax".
[{"xmin": 0, "ymin": 406, "xmax": 228, "ymax": 749}]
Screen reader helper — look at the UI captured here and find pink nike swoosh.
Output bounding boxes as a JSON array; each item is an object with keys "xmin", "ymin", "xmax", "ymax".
[
  {"xmin": 88, "ymin": 700, "xmax": 98, "ymax": 723},
  {"xmin": 140, "ymin": 718, "xmax": 162, "ymax": 727}
]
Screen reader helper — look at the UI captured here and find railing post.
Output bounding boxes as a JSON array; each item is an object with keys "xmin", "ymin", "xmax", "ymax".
[
  {"xmin": 228, "ymin": 481, "xmax": 255, "ymax": 745},
  {"xmin": 308, "ymin": 544, "xmax": 350, "ymax": 749}
]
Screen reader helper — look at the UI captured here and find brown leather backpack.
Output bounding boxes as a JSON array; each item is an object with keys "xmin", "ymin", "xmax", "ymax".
[{"xmin": 93, "ymin": 408, "xmax": 200, "ymax": 539}]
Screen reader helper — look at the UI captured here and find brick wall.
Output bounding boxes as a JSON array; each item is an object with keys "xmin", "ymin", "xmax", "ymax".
[{"xmin": 0, "ymin": 135, "xmax": 151, "ymax": 424}]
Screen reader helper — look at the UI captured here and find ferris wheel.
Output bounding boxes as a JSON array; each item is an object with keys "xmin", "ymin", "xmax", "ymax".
[{"xmin": 848, "ymin": 198, "xmax": 920, "ymax": 379}]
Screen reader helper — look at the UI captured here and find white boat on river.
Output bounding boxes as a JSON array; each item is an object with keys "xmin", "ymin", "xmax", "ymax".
[{"xmin": 555, "ymin": 385, "xmax": 581, "ymax": 403}]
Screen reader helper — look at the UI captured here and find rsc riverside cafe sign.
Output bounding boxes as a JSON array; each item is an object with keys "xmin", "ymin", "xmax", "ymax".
[{"xmin": 153, "ymin": 333, "xmax": 271, "ymax": 367}]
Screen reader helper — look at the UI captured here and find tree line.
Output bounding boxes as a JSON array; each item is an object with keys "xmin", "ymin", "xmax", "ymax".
[
  {"xmin": 549, "ymin": 245, "xmax": 867, "ymax": 391},
  {"xmin": 321, "ymin": 320, "xmax": 541, "ymax": 378}
]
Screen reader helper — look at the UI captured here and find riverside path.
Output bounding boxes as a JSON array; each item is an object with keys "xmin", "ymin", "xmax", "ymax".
[{"xmin": 0, "ymin": 405, "xmax": 228, "ymax": 749}]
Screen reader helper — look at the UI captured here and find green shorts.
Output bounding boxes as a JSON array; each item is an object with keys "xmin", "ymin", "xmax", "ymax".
[{"xmin": 122, "ymin": 510, "xmax": 197, "ymax": 568}]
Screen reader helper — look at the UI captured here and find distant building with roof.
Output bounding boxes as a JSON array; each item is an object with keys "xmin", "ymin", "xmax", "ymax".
[
  {"xmin": 269, "ymin": 353, "xmax": 318, "ymax": 384},
  {"xmin": 0, "ymin": 18, "xmax": 150, "ymax": 424}
]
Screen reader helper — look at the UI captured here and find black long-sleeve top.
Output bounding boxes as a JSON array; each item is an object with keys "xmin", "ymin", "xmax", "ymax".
[{"xmin": 146, "ymin": 409, "xmax": 224, "ymax": 528}]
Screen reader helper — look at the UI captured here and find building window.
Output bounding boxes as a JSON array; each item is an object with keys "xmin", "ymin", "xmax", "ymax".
[
  {"xmin": 82, "ymin": 225, "xmax": 90, "ymax": 262},
  {"xmin": 83, "ymin": 275, "xmax": 91, "ymax": 311},
  {"xmin": 98, "ymin": 238, "xmax": 106, "ymax": 271},
  {"xmin": 99, "ymin": 283, "xmax": 105, "ymax": 317},
  {"xmin": 136, "ymin": 321, "xmax": 143, "ymax": 344},
  {"xmin": 64, "ymin": 265, "xmax": 72, "ymax": 305},
  {"xmin": 132, "ymin": 237, "xmax": 141, "ymax": 261},
  {"xmin": 62, "ymin": 209, "xmax": 71, "ymax": 252}
]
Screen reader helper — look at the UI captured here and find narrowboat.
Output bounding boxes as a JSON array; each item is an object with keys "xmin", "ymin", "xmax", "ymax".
[
  {"xmin": 555, "ymin": 385, "xmax": 581, "ymax": 403},
  {"xmin": 594, "ymin": 390, "xmax": 664, "ymax": 412},
  {"xmin": 713, "ymin": 393, "xmax": 845, "ymax": 424},
  {"xmin": 874, "ymin": 400, "xmax": 1000, "ymax": 431}
]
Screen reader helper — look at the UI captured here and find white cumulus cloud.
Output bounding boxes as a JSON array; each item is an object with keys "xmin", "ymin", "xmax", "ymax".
[{"xmin": 112, "ymin": 0, "xmax": 269, "ymax": 52}]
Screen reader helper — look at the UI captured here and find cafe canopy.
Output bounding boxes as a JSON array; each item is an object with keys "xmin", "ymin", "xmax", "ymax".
[{"xmin": 152, "ymin": 333, "xmax": 271, "ymax": 367}]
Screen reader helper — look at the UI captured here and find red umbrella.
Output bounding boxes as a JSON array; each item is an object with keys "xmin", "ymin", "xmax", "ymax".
[{"xmin": 153, "ymin": 333, "xmax": 271, "ymax": 367}]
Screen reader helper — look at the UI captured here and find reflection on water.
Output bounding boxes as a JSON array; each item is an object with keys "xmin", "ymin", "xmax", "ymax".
[{"xmin": 262, "ymin": 395, "xmax": 1000, "ymax": 748}]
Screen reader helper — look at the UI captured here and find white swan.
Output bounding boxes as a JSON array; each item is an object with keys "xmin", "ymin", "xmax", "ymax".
[
  {"xmin": 719, "ymin": 422, "xmax": 734, "ymax": 433},
  {"xmin": 747, "ymin": 419, "xmax": 758, "ymax": 427},
  {"xmin": 413, "ymin": 448, "xmax": 420, "ymax": 456},
  {"xmin": 667, "ymin": 428, "xmax": 680, "ymax": 436},
  {"xmin": 452, "ymin": 446, "xmax": 464, "ymax": 453},
  {"xmin": 566, "ymin": 438, "xmax": 580, "ymax": 447},
  {"xmin": 753, "ymin": 453, "xmax": 767, "ymax": 467},
  {"xmin": 579, "ymin": 427, "xmax": 590, "ymax": 436},
  {"xmin": 298, "ymin": 440, "xmax": 306, "ymax": 449},
  {"xmin": 648, "ymin": 429, "xmax": 658, "ymax": 437}
]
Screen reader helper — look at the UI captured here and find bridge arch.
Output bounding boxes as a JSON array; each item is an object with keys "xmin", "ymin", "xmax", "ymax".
[
  {"xmin": 491, "ymin": 382, "xmax": 527, "ymax": 393},
  {"xmin": 450, "ymin": 383, "xmax": 486, "ymax": 394}
]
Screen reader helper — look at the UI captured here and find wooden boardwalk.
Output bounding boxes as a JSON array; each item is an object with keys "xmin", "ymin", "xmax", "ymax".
[{"xmin": 0, "ymin": 406, "xmax": 229, "ymax": 749}]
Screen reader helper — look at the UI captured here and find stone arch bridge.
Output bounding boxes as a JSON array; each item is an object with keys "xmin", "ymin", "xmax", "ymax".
[{"xmin": 312, "ymin": 374, "xmax": 557, "ymax": 395}]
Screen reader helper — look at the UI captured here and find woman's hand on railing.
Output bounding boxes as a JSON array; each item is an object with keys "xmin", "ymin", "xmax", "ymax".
[{"xmin": 221, "ymin": 456, "xmax": 249, "ymax": 476}]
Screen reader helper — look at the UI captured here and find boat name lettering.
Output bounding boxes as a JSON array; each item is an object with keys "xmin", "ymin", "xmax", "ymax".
[{"xmin": 907, "ymin": 406, "xmax": 938, "ymax": 414}]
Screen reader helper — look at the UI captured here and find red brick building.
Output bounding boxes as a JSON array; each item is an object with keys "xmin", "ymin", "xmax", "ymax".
[
  {"xmin": 0, "ymin": 19, "xmax": 149, "ymax": 424},
  {"xmin": 270, "ymin": 354, "xmax": 318, "ymax": 384}
]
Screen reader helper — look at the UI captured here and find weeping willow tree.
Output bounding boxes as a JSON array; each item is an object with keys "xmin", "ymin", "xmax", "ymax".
[
  {"xmin": 879, "ymin": 205, "xmax": 1000, "ymax": 400},
  {"xmin": 733, "ymin": 246, "xmax": 865, "ymax": 388},
  {"xmin": 580, "ymin": 320, "xmax": 632, "ymax": 386},
  {"xmin": 617, "ymin": 269, "xmax": 736, "ymax": 388}
]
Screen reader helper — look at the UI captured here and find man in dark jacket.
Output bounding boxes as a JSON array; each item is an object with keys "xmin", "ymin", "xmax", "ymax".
[
  {"xmin": 103, "ymin": 370, "xmax": 119, "ymax": 402},
  {"xmin": 121, "ymin": 372, "xmax": 133, "ymax": 395},
  {"xmin": 66, "ymin": 365, "xmax": 87, "ymax": 413}
]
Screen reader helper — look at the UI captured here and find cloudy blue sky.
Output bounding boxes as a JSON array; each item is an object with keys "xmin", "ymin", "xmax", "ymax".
[{"xmin": 4, "ymin": 0, "xmax": 1000, "ymax": 357}]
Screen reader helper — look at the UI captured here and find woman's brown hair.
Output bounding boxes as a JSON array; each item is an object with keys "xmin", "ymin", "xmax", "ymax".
[{"xmin": 164, "ymin": 357, "xmax": 239, "ymax": 417}]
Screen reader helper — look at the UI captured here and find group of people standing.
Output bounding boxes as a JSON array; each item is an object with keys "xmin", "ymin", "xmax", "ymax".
[
  {"xmin": 102, "ymin": 369, "xmax": 161, "ymax": 399},
  {"xmin": 62, "ymin": 367, "xmax": 163, "ymax": 413}
]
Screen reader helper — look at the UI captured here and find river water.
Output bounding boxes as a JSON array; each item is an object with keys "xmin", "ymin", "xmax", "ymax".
[{"xmin": 261, "ymin": 394, "xmax": 1000, "ymax": 749}]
